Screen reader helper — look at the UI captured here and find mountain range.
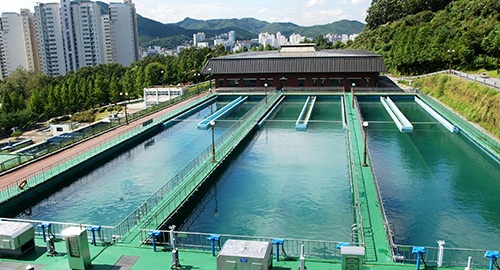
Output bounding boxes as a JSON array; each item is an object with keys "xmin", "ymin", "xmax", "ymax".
[{"xmin": 96, "ymin": 2, "xmax": 365, "ymax": 49}]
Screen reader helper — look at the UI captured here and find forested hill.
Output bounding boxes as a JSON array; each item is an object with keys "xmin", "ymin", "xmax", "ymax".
[{"xmin": 354, "ymin": 0, "xmax": 500, "ymax": 75}]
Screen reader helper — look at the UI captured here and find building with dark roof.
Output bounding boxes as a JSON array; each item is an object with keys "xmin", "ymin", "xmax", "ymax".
[{"xmin": 201, "ymin": 44, "xmax": 388, "ymax": 90}]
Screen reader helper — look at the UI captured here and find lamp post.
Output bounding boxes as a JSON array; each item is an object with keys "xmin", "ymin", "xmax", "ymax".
[
  {"xmin": 447, "ymin": 49, "xmax": 455, "ymax": 74},
  {"xmin": 196, "ymin": 73, "xmax": 200, "ymax": 95},
  {"xmin": 264, "ymin": 83, "xmax": 268, "ymax": 104},
  {"xmin": 120, "ymin": 92, "xmax": 129, "ymax": 125},
  {"xmin": 351, "ymin": 83, "xmax": 355, "ymax": 108},
  {"xmin": 210, "ymin": 120, "xmax": 216, "ymax": 162},
  {"xmin": 362, "ymin": 121, "xmax": 369, "ymax": 167},
  {"xmin": 208, "ymin": 68, "xmax": 212, "ymax": 92},
  {"xmin": 160, "ymin": 70, "xmax": 164, "ymax": 87}
]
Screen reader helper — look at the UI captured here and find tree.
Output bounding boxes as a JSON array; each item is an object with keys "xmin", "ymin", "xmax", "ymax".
[{"xmin": 482, "ymin": 24, "xmax": 500, "ymax": 74}]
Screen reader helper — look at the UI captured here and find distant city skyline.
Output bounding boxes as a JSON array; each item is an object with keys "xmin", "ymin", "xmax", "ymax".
[{"xmin": 0, "ymin": 0, "xmax": 370, "ymax": 26}]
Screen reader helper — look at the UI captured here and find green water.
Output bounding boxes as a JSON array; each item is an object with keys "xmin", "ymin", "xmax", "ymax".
[
  {"xmin": 360, "ymin": 97, "xmax": 500, "ymax": 249},
  {"xmin": 180, "ymin": 97, "xmax": 353, "ymax": 241}
]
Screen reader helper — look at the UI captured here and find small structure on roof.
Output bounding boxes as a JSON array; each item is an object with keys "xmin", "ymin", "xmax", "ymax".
[{"xmin": 202, "ymin": 44, "xmax": 387, "ymax": 89}]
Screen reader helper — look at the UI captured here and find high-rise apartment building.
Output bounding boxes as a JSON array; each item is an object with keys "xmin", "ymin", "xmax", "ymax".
[
  {"xmin": 109, "ymin": 0, "xmax": 139, "ymax": 66},
  {"xmin": 34, "ymin": 3, "xmax": 67, "ymax": 76},
  {"xmin": 71, "ymin": 0, "xmax": 105, "ymax": 69},
  {"xmin": 1, "ymin": 0, "xmax": 139, "ymax": 78},
  {"xmin": 0, "ymin": 11, "xmax": 37, "ymax": 78}
]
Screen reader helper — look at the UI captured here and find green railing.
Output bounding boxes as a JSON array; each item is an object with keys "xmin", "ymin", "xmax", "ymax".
[
  {"xmin": 135, "ymin": 91, "xmax": 282, "ymax": 234},
  {"xmin": 0, "ymin": 218, "xmax": 116, "ymax": 245},
  {"xmin": 0, "ymin": 92, "xmax": 215, "ymax": 205},
  {"xmin": 417, "ymin": 93, "xmax": 500, "ymax": 160},
  {"xmin": 138, "ymin": 229, "xmax": 357, "ymax": 261},
  {"xmin": 394, "ymin": 244, "xmax": 491, "ymax": 268}
]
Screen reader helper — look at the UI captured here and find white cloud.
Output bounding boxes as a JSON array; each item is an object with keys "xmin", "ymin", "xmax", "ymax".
[{"xmin": 305, "ymin": 0, "xmax": 326, "ymax": 8}]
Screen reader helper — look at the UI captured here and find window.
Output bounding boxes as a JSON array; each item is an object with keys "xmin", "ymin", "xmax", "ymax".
[
  {"xmin": 244, "ymin": 79, "xmax": 256, "ymax": 87},
  {"xmin": 312, "ymin": 78, "xmax": 318, "ymax": 87},
  {"xmin": 321, "ymin": 78, "xmax": 326, "ymax": 86},
  {"xmin": 56, "ymin": 127, "xmax": 63, "ymax": 132},
  {"xmin": 330, "ymin": 78, "xmax": 342, "ymax": 86},
  {"xmin": 298, "ymin": 78, "xmax": 305, "ymax": 87},
  {"xmin": 228, "ymin": 79, "xmax": 239, "ymax": 87},
  {"xmin": 267, "ymin": 78, "xmax": 273, "ymax": 87},
  {"xmin": 218, "ymin": 79, "xmax": 224, "ymax": 87}
]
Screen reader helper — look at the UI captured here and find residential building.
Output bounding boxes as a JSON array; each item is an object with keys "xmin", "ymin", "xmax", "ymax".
[
  {"xmin": 193, "ymin": 32, "xmax": 206, "ymax": 47},
  {"xmin": 0, "ymin": 11, "xmax": 37, "ymax": 78},
  {"xmin": 34, "ymin": 3, "xmax": 67, "ymax": 76},
  {"xmin": 101, "ymin": 14, "xmax": 112, "ymax": 64},
  {"xmin": 109, "ymin": 0, "xmax": 139, "ymax": 66},
  {"xmin": 71, "ymin": 0, "xmax": 105, "ymax": 68}
]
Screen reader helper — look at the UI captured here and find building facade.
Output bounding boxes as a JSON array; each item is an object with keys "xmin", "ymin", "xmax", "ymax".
[
  {"xmin": 109, "ymin": 0, "xmax": 139, "ymax": 66},
  {"xmin": 0, "ymin": 12, "xmax": 37, "ymax": 78},
  {"xmin": 202, "ymin": 44, "xmax": 387, "ymax": 89},
  {"xmin": 34, "ymin": 3, "xmax": 67, "ymax": 76}
]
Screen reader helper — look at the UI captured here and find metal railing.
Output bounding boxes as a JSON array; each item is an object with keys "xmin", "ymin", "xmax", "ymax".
[
  {"xmin": 0, "ymin": 218, "xmax": 116, "ymax": 245},
  {"xmin": 394, "ymin": 244, "xmax": 492, "ymax": 268},
  {"xmin": 138, "ymin": 229, "xmax": 353, "ymax": 260},
  {"xmin": 400, "ymin": 70, "xmax": 500, "ymax": 90},
  {"xmin": 0, "ymin": 91, "xmax": 214, "ymax": 204},
  {"xmin": 417, "ymin": 94, "xmax": 499, "ymax": 160},
  {"xmin": 136, "ymin": 91, "xmax": 282, "ymax": 234},
  {"xmin": 342, "ymin": 92, "xmax": 365, "ymax": 247}
]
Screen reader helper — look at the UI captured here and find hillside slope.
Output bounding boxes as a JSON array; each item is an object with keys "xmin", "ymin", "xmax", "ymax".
[{"xmin": 354, "ymin": 0, "xmax": 500, "ymax": 75}]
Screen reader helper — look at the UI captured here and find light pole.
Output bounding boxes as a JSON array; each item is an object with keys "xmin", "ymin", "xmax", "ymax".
[
  {"xmin": 362, "ymin": 121, "xmax": 369, "ymax": 167},
  {"xmin": 210, "ymin": 120, "xmax": 216, "ymax": 163},
  {"xmin": 120, "ymin": 92, "xmax": 129, "ymax": 125},
  {"xmin": 208, "ymin": 68, "xmax": 212, "ymax": 92},
  {"xmin": 351, "ymin": 83, "xmax": 355, "ymax": 108},
  {"xmin": 160, "ymin": 70, "xmax": 164, "ymax": 87},
  {"xmin": 447, "ymin": 49, "xmax": 455, "ymax": 74},
  {"xmin": 264, "ymin": 83, "xmax": 268, "ymax": 104},
  {"xmin": 196, "ymin": 73, "xmax": 200, "ymax": 95}
]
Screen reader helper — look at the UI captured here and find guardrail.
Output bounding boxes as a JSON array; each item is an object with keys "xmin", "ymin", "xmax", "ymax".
[
  {"xmin": 0, "ymin": 90, "xmax": 214, "ymax": 204},
  {"xmin": 138, "ymin": 229, "xmax": 358, "ymax": 260},
  {"xmin": 400, "ymin": 70, "xmax": 500, "ymax": 90},
  {"xmin": 136, "ymin": 91, "xmax": 282, "ymax": 234},
  {"xmin": 417, "ymin": 94, "xmax": 499, "ymax": 161},
  {"xmin": 0, "ymin": 218, "xmax": 116, "ymax": 245},
  {"xmin": 393, "ymin": 244, "xmax": 491, "ymax": 268},
  {"xmin": 343, "ymin": 92, "xmax": 365, "ymax": 246}
]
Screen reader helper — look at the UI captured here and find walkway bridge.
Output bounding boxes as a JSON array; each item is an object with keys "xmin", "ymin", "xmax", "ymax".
[
  {"xmin": 0, "ymin": 94, "xmax": 217, "ymax": 206},
  {"xmin": 130, "ymin": 91, "xmax": 283, "ymax": 239}
]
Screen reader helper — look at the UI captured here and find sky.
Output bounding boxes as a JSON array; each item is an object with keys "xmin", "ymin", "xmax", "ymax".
[{"xmin": 0, "ymin": 0, "xmax": 371, "ymax": 26}]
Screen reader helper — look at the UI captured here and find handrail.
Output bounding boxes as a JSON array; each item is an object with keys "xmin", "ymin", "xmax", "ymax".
[{"xmin": 0, "ymin": 92, "xmax": 215, "ymax": 204}]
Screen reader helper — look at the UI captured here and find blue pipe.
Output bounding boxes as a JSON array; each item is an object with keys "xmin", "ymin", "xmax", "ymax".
[
  {"xmin": 485, "ymin": 251, "xmax": 499, "ymax": 270},
  {"xmin": 87, "ymin": 225, "xmax": 101, "ymax": 246},
  {"xmin": 38, "ymin": 223, "xmax": 51, "ymax": 242},
  {"xmin": 148, "ymin": 230, "xmax": 161, "ymax": 252},
  {"xmin": 272, "ymin": 238, "xmax": 285, "ymax": 262},
  {"xmin": 412, "ymin": 246, "xmax": 425, "ymax": 270},
  {"xmin": 207, "ymin": 234, "xmax": 221, "ymax": 256}
]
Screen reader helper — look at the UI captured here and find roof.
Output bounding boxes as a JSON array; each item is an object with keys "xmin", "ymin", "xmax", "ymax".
[{"xmin": 202, "ymin": 48, "xmax": 387, "ymax": 74}]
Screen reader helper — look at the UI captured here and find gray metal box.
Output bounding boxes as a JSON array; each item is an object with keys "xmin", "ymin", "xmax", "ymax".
[
  {"xmin": 341, "ymin": 246, "xmax": 365, "ymax": 270},
  {"xmin": 217, "ymin": 239, "xmax": 272, "ymax": 270},
  {"xmin": 62, "ymin": 227, "xmax": 91, "ymax": 270},
  {"xmin": 0, "ymin": 221, "xmax": 35, "ymax": 257}
]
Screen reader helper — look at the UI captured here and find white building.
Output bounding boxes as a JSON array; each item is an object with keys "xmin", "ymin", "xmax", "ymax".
[
  {"xmin": 34, "ymin": 3, "xmax": 67, "ymax": 76},
  {"xmin": 228, "ymin": 31, "xmax": 236, "ymax": 44},
  {"xmin": 289, "ymin": 33, "xmax": 305, "ymax": 45},
  {"xmin": 71, "ymin": 0, "xmax": 104, "ymax": 68},
  {"xmin": 193, "ymin": 32, "xmax": 206, "ymax": 47},
  {"xmin": 109, "ymin": 0, "xmax": 139, "ymax": 66},
  {"xmin": 61, "ymin": 0, "xmax": 77, "ymax": 72},
  {"xmin": 101, "ymin": 15, "xmax": 113, "ymax": 64},
  {"xmin": 0, "ymin": 11, "xmax": 37, "ymax": 78}
]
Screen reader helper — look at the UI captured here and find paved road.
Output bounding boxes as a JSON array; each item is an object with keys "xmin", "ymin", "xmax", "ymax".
[{"xmin": 0, "ymin": 93, "xmax": 207, "ymax": 190}]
